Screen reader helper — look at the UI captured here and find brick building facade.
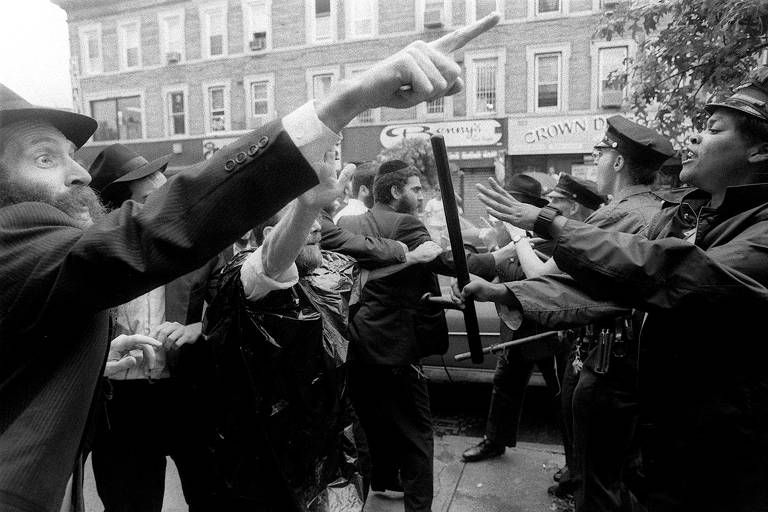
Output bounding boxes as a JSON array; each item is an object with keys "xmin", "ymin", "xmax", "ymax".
[{"xmin": 54, "ymin": 0, "xmax": 630, "ymax": 223}]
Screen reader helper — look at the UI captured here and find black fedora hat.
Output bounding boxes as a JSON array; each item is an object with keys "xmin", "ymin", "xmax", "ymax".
[
  {"xmin": 89, "ymin": 144, "xmax": 172, "ymax": 195},
  {"xmin": 505, "ymin": 174, "xmax": 548, "ymax": 208},
  {"xmin": 0, "ymin": 83, "xmax": 96, "ymax": 149}
]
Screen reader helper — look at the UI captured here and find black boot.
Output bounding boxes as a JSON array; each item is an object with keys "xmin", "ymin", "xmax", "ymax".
[{"xmin": 461, "ymin": 438, "xmax": 505, "ymax": 462}]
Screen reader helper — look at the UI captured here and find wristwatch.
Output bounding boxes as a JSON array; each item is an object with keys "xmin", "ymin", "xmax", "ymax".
[
  {"xmin": 533, "ymin": 205, "xmax": 562, "ymax": 239},
  {"xmin": 511, "ymin": 233, "xmax": 527, "ymax": 245}
]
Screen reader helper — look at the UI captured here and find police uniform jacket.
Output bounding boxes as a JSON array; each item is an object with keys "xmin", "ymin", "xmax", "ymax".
[
  {"xmin": 505, "ymin": 183, "xmax": 768, "ymax": 511},
  {"xmin": 0, "ymin": 121, "xmax": 318, "ymax": 512}
]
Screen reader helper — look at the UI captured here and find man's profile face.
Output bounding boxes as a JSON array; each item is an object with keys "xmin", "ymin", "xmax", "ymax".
[
  {"xmin": 680, "ymin": 109, "xmax": 753, "ymax": 192},
  {"xmin": 394, "ymin": 175, "xmax": 424, "ymax": 215},
  {"xmin": 593, "ymin": 146, "xmax": 618, "ymax": 195},
  {"xmin": 0, "ymin": 120, "xmax": 103, "ymax": 227}
]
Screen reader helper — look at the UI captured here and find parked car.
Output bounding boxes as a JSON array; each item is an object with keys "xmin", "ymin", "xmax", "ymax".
[{"xmin": 421, "ymin": 277, "xmax": 546, "ymax": 386}]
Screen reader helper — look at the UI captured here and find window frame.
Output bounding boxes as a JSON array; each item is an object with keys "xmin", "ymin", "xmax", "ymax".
[
  {"xmin": 243, "ymin": 73, "xmax": 276, "ymax": 128},
  {"xmin": 242, "ymin": 0, "xmax": 272, "ymax": 51},
  {"xmin": 199, "ymin": 2, "xmax": 229, "ymax": 59},
  {"xmin": 526, "ymin": 43, "xmax": 570, "ymax": 113},
  {"xmin": 78, "ymin": 23, "xmax": 103, "ymax": 76},
  {"xmin": 162, "ymin": 84, "xmax": 190, "ymax": 138},
  {"xmin": 86, "ymin": 89, "xmax": 146, "ymax": 142},
  {"xmin": 465, "ymin": 48, "xmax": 506, "ymax": 117},
  {"xmin": 202, "ymin": 80, "xmax": 232, "ymax": 134},
  {"xmin": 117, "ymin": 19, "xmax": 142, "ymax": 71},
  {"xmin": 527, "ymin": 0, "xmax": 569, "ymax": 19},
  {"xmin": 305, "ymin": 65, "xmax": 340, "ymax": 102},
  {"xmin": 416, "ymin": 0, "xmax": 453, "ymax": 30},
  {"xmin": 306, "ymin": 0, "xmax": 337, "ymax": 44},
  {"xmin": 344, "ymin": 0, "xmax": 378, "ymax": 39},
  {"xmin": 417, "ymin": 95, "xmax": 454, "ymax": 120},
  {"xmin": 591, "ymin": 39, "xmax": 635, "ymax": 110},
  {"xmin": 158, "ymin": 8, "xmax": 186, "ymax": 64},
  {"xmin": 465, "ymin": 0, "xmax": 505, "ymax": 24}
]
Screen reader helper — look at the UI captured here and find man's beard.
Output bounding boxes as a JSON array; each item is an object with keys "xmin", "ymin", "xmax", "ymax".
[
  {"xmin": 296, "ymin": 244, "xmax": 323, "ymax": 275},
  {"xmin": 0, "ymin": 177, "xmax": 106, "ymax": 228},
  {"xmin": 394, "ymin": 196, "xmax": 418, "ymax": 215}
]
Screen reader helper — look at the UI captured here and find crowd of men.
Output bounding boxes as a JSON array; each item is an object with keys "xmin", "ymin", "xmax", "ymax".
[{"xmin": 2, "ymin": 8, "xmax": 768, "ymax": 512}]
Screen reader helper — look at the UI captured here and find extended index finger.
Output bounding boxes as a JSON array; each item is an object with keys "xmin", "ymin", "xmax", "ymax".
[{"xmin": 430, "ymin": 11, "xmax": 501, "ymax": 53}]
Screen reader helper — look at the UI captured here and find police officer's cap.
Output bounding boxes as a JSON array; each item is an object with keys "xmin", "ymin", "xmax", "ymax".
[
  {"xmin": 546, "ymin": 174, "xmax": 605, "ymax": 211},
  {"xmin": 594, "ymin": 115, "xmax": 675, "ymax": 171},
  {"xmin": 705, "ymin": 66, "xmax": 768, "ymax": 123}
]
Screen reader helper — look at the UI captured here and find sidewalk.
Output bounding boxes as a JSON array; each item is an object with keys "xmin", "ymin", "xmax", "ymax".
[{"xmin": 84, "ymin": 435, "xmax": 565, "ymax": 512}]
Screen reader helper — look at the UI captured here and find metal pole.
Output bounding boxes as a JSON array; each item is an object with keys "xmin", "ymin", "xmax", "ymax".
[{"xmin": 430, "ymin": 134, "xmax": 484, "ymax": 363}]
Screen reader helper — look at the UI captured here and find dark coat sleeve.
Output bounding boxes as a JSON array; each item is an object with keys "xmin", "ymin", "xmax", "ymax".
[
  {"xmin": 551, "ymin": 213, "xmax": 768, "ymax": 312},
  {"xmin": 327, "ymin": 211, "xmax": 406, "ymax": 267},
  {"xmin": 0, "ymin": 120, "xmax": 318, "ymax": 335}
]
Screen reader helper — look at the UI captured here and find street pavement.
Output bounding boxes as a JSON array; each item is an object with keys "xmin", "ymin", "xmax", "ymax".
[{"xmin": 83, "ymin": 435, "xmax": 565, "ymax": 512}]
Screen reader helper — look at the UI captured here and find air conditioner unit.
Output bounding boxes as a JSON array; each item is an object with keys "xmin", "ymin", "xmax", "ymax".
[
  {"xmin": 166, "ymin": 51, "xmax": 181, "ymax": 64},
  {"xmin": 249, "ymin": 32, "xmax": 266, "ymax": 51},
  {"xmin": 423, "ymin": 8, "xmax": 444, "ymax": 28},
  {"xmin": 601, "ymin": 89, "xmax": 624, "ymax": 108}
]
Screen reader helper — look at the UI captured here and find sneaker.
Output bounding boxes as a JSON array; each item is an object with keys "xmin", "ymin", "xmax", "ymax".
[{"xmin": 461, "ymin": 438, "xmax": 505, "ymax": 462}]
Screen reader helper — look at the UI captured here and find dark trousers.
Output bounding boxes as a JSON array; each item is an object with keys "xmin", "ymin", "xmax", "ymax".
[
  {"xmin": 348, "ymin": 363, "xmax": 433, "ymax": 512},
  {"xmin": 572, "ymin": 366, "xmax": 644, "ymax": 512},
  {"xmin": 92, "ymin": 379, "xmax": 216, "ymax": 512},
  {"xmin": 486, "ymin": 347, "xmax": 563, "ymax": 447},
  {"xmin": 560, "ymin": 348, "xmax": 582, "ymax": 491}
]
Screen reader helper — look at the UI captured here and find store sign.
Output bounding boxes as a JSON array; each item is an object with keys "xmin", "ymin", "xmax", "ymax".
[
  {"xmin": 447, "ymin": 149, "xmax": 504, "ymax": 161},
  {"xmin": 202, "ymin": 137, "xmax": 239, "ymax": 159},
  {"xmin": 508, "ymin": 115, "xmax": 610, "ymax": 155},
  {"xmin": 380, "ymin": 119, "xmax": 503, "ymax": 148}
]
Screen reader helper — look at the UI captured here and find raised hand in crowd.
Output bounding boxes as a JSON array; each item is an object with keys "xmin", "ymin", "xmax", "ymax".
[
  {"xmin": 478, "ymin": 178, "xmax": 543, "ymax": 232},
  {"xmin": 300, "ymin": 154, "xmax": 356, "ymax": 209},
  {"xmin": 104, "ymin": 334, "xmax": 162, "ymax": 378},
  {"xmin": 317, "ymin": 12, "xmax": 500, "ymax": 132}
]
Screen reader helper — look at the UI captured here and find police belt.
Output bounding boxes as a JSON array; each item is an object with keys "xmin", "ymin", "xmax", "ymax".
[{"xmin": 572, "ymin": 315, "xmax": 635, "ymax": 375}]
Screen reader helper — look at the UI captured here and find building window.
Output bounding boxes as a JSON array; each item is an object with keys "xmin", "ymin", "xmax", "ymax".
[
  {"xmin": 201, "ymin": 4, "xmax": 228, "ymax": 58},
  {"xmin": 309, "ymin": 0, "xmax": 336, "ymax": 43},
  {"xmin": 159, "ymin": 11, "xmax": 185, "ymax": 63},
  {"xmin": 473, "ymin": 57, "xmax": 498, "ymax": 114},
  {"xmin": 207, "ymin": 86, "xmax": 228, "ymax": 131},
  {"xmin": 421, "ymin": 0, "xmax": 450, "ymax": 28},
  {"xmin": 312, "ymin": 74, "xmax": 335, "ymax": 100},
  {"xmin": 90, "ymin": 96, "xmax": 143, "ymax": 141},
  {"xmin": 426, "ymin": 97, "xmax": 445, "ymax": 114},
  {"xmin": 245, "ymin": 74, "xmax": 275, "ymax": 127},
  {"xmin": 467, "ymin": 0, "xmax": 503, "ymax": 23},
  {"xmin": 535, "ymin": 52, "xmax": 561, "ymax": 109},
  {"xmin": 78, "ymin": 25, "xmax": 102, "ymax": 75},
  {"xmin": 598, "ymin": 46, "xmax": 628, "ymax": 108},
  {"xmin": 346, "ymin": 0, "xmax": 376, "ymax": 38},
  {"xmin": 118, "ymin": 21, "xmax": 141, "ymax": 70},
  {"xmin": 537, "ymin": 0, "xmax": 560, "ymax": 14},
  {"xmin": 244, "ymin": 0, "xmax": 271, "ymax": 50},
  {"xmin": 166, "ymin": 90, "xmax": 187, "ymax": 136}
]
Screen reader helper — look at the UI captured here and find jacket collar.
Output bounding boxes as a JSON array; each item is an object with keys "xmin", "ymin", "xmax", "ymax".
[
  {"xmin": 372, "ymin": 202, "xmax": 397, "ymax": 214},
  {"xmin": 676, "ymin": 182, "xmax": 768, "ymax": 216},
  {"xmin": 611, "ymin": 184, "xmax": 654, "ymax": 203}
]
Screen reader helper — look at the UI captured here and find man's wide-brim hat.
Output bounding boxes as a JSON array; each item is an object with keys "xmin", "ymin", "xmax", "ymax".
[
  {"xmin": 89, "ymin": 143, "xmax": 172, "ymax": 194},
  {"xmin": 706, "ymin": 66, "xmax": 768, "ymax": 123},
  {"xmin": 0, "ymin": 83, "xmax": 96, "ymax": 149},
  {"xmin": 505, "ymin": 174, "xmax": 548, "ymax": 208}
]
